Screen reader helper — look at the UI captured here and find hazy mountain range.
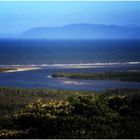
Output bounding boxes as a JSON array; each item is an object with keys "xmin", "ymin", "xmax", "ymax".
[{"xmin": 3, "ymin": 24, "xmax": 140, "ymax": 39}]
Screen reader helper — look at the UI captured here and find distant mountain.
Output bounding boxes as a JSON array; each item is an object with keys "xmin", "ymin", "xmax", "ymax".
[{"xmin": 20, "ymin": 23, "xmax": 140, "ymax": 39}]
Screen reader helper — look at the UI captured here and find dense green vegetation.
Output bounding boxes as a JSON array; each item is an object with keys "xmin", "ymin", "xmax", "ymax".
[
  {"xmin": 52, "ymin": 71, "xmax": 140, "ymax": 82},
  {"xmin": 0, "ymin": 88, "xmax": 78, "ymax": 116},
  {"xmin": 0, "ymin": 88, "xmax": 140, "ymax": 138}
]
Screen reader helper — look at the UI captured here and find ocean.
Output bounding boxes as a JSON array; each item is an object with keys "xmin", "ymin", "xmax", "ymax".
[{"xmin": 0, "ymin": 39, "xmax": 140, "ymax": 91}]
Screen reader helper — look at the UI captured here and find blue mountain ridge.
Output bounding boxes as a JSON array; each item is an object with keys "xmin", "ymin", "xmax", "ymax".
[{"xmin": 17, "ymin": 23, "xmax": 140, "ymax": 39}]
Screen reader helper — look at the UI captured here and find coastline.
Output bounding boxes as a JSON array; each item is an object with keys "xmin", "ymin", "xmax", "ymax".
[
  {"xmin": 52, "ymin": 71, "xmax": 140, "ymax": 82},
  {"xmin": 0, "ymin": 67, "xmax": 41, "ymax": 73}
]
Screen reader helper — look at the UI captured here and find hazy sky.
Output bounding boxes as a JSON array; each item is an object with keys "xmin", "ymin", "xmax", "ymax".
[{"xmin": 0, "ymin": 1, "xmax": 140, "ymax": 35}]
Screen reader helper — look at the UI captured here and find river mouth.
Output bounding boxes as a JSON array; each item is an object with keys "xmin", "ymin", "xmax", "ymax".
[{"xmin": 0, "ymin": 64, "xmax": 140, "ymax": 91}]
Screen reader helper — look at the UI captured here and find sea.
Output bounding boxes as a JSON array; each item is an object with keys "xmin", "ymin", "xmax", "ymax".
[{"xmin": 0, "ymin": 39, "xmax": 140, "ymax": 91}]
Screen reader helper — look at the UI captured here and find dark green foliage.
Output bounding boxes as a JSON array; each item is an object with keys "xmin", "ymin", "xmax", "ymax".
[
  {"xmin": 0, "ymin": 88, "xmax": 77, "ymax": 131},
  {"xmin": 5, "ymin": 95, "xmax": 118, "ymax": 139},
  {"xmin": 0, "ymin": 129, "xmax": 29, "ymax": 139},
  {"xmin": 0, "ymin": 87, "xmax": 77, "ymax": 116},
  {"xmin": 0, "ymin": 88, "xmax": 140, "ymax": 138}
]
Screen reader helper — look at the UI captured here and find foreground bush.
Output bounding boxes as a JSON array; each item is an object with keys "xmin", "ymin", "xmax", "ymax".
[
  {"xmin": 0, "ymin": 92, "xmax": 140, "ymax": 138},
  {"xmin": 0, "ymin": 129, "xmax": 29, "ymax": 139}
]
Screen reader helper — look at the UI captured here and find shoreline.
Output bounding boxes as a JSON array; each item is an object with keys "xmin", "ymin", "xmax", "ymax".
[
  {"xmin": 0, "ymin": 67, "xmax": 41, "ymax": 73},
  {"xmin": 52, "ymin": 71, "xmax": 140, "ymax": 82}
]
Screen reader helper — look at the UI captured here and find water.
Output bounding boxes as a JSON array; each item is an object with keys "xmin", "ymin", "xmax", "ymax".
[{"xmin": 0, "ymin": 39, "xmax": 140, "ymax": 91}]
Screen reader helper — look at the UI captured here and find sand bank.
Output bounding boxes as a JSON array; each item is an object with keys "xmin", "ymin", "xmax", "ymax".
[{"xmin": 0, "ymin": 67, "xmax": 40, "ymax": 73}]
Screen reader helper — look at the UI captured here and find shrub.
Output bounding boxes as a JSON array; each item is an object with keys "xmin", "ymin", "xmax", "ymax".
[
  {"xmin": 0, "ymin": 129, "xmax": 29, "ymax": 139},
  {"xmin": 0, "ymin": 92, "xmax": 140, "ymax": 138}
]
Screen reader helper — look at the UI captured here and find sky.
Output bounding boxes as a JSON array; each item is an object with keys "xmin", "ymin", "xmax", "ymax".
[{"xmin": 0, "ymin": 1, "xmax": 140, "ymax": 35}]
